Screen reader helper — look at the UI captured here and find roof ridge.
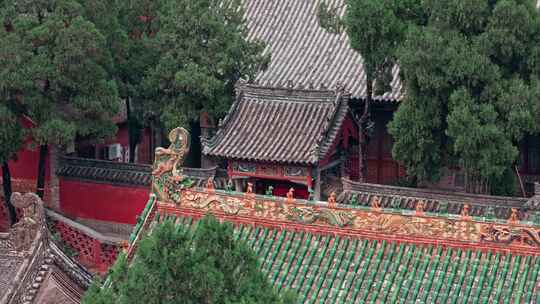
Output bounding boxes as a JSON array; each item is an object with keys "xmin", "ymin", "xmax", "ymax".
[
  {"xmin": 236, "ymin": 81, "xmax": 346, "ymax": 100},
  {"xmin": 308, "ymin": 93, "xmax": 342, "ymax": 163},
  {"xmin": 314, "ymin": 91, "xmax": 351, "ymax": 161},
  {"xmin": 201, "ymin": 90, "xmax": 245, "ymax": 153}
]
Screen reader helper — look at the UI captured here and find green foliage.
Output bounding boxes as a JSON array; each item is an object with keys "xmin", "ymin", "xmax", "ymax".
[
  {"xmin": 344, "ymin": 0, "xmax": 403, "ymax": 81},
  {"xmin": 389, "ymin": 0, "xmax": 540, "ymax": 192},
  {"xmin": 0, "ymin": 0, "xmax": 120, "ymax": 147},
  {"xmin": 318, "ymin": 0, "xmax": 424, "ymax": 180},
  {"xmin": 83, "ymin": 215, "xmax": 296, "ymax": 304},
  {"xmin": 0, "ymin": 6, "xmax": 31, "ymax": 163},
  {"xmin": 0, "ymin": 105, "xmax": 24, "ymax": 164},
  {"xmin": 349, "ymin": 194, "xmax": 359, "ymax": 205},
  {"xmin": 318, "ymin": 0, "xmax": 421, "ymax": 96},
  {"xmin": 320, "ymin": 0, "xmax": 540, "ymax": 194},
  {"xmin": 489, "ymin": 167, "xmax": 517, "ymax": 197},
  {"xmin": 317, "ymin": 2, "xmax": 344, "ymax": 34},
  {"xmin": 143, "ymin": 0, "xmax": 269, "ymax": 131}
]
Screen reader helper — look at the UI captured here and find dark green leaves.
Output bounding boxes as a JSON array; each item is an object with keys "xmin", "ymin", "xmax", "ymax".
[
  {"xmin": 390, "ymin": 0, "xmax": 540, "ymax": 192},
  {"xmin": 0, "ymin": 104, "xmax": 24, "ymax": 163},
  {"xmin": 1, "ymin": 0, "xmax": 120, "ymax": 146},
  {"xmin": 83, "ymin": 216, "xmax": 296, "ymax": 304},
  {"xmin": 144, "ymin": 0, "xmax": 268, "ymax": 131}
]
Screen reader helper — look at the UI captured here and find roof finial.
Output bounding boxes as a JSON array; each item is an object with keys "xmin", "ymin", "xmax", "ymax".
[
  {"xmin": 286, "ymin": 79, "xmax": 294, "ymax": 89},
  {"xmin": 286, "ymin": 188, "xmax": 295, "ymax": 203},
  {"xmin": 319, "ymin": 82, "xmax": 327, "ymax": 90},
  {"xmin": 509, "ymin": 208, "xmax": 519, "ymax": 223},
  {"xmin": 308, "ymin": 81, "xmax": 315, "ymax": 90},
  {"xmin": 335, "ymin": 80, "xmax": 344, "ymax": 93},
  {"xmin": 328, "ymin": 192, "xmax": 337, "ymax": 207}
]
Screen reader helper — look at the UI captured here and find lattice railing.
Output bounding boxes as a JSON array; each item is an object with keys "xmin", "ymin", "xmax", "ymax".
[
  {"xmin": 52, "ymin": 219, "xmax": 120, "ymax": 272},
  {"xmin": 100, "ymin": 243, "xmax": 119, "ymax": 266}
]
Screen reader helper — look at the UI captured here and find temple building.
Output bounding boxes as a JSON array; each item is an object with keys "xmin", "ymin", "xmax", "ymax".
[
  {"xmin": 199, "ymin": 0, "xmax": 539, "ymax": 193},
  {"xmin": 235, "ymin": 0, "xmax": 405, "ymax": 186},
  {"xmin": 1, "ymin": 1, "xmax": 540, "ymax": 302},
  {"xmin": 202, "ymin": 83, "xmax": 359, "ymax": 200}
]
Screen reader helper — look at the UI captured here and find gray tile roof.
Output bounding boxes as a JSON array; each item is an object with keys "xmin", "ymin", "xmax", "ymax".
[
  {"xmin": 244, "ymin": 0, "xmax": 403, "ymax": 101},
  {"xmin": 203, "ymin": 83, "xmax": 352, "ymax": 165},
  {"xmin": 338, "ymin": 178, "xmax": 533, "ymax": 221},
  {"xmin": 0, "ymin": 195, "xmax": 91, "ymax": 304},
  {"xmin": 57, "ymin": 157, "xmax": 152, "ymax": 186},
  {"xmin": 57, "ymin": 157, "xmax": 230, "ymax": 188}
]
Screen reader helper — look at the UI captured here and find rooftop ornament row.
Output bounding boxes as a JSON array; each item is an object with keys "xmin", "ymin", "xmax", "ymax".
[{"xmin": 145, "ymin": 127, "xmax": 540, "ymax": 256}]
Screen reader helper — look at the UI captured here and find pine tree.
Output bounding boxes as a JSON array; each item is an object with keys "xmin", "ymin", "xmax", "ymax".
[
  {"xmin": 143, "ymin": 0, "xmax": 269, "ymax": 132},
  {"xmin": 0, "ymin": 5, "xmax": 31, "ymax": 224},
  {"xmin": 0, "ymin": 106, "xmax": 24, "ymax": 225},
  {"xmin": 318, "ymin": 0, "xmax": 423, "ymax": 181},
  {"xmin": 389, "ymin": 0, "xmax": 540, "ymax": 193},
  {"xmin": 91, "ymin": 0, "xmax": 161, "ymax": 162},
  {"xmin": 2, "ymin": 0, "xmax": 120, "ymax": 197},
  {"xmin": 83, "ymin": 215, "xmax": 296, "ymax": 304},
  {"xmin": 320, "ymin": 0, "xmax": 540, "ymax": 194}
]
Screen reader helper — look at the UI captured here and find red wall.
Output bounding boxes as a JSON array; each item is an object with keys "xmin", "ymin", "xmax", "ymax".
[
  {"xmin": 59, "ymin": 179, "xmax": 149, "ymax": 224},
  {"xmin": 367, "ymin": 109, "xmax": 406, "ymax": 184},
  {"xmin": 0, "ymin": 117, "xmax": 52, "ymax": 226},
  {"xmin": 6, "ymin": 142, "xmax": 50, "ymax": 182},
  {"xmin": 3, "ymin": 117, "xmax": 50, "ymax": 182},
  {"xmin": 93, "ymin": 124, "xmax": 152, "ymax": 164}
]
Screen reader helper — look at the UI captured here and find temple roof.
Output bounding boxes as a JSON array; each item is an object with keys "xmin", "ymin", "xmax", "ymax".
[
  {"xmin": 338, "ymin": 179, "xmax": 535, "ymax": 221},
  {"xmin": 127, "ymin": 141, "xmax": 540, "ymax": 303},
  {"xmin": 0, "ymin": 193, "xmax": 92, "ymax": 304},
  {"xmin": 56, "ymin": 157, "xmax": 229, "ymax": 188},
  {"xmin": 57, "ymin": 157, "xmax": 152, "ymax": 186},
  {"xmin": 243, "ymin": 0, "xmax": 403, "ymax": 101},
  {"xmin": 152, "ymin": 212, "xmax": 540, "ymax": 303},
  {"xmin": 202, "ymin": 83, "xmax": 352, "ymax": 165}
]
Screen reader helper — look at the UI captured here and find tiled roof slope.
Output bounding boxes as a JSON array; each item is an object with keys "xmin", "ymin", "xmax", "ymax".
[
  {"xmin": 156, "ymin": 213, "xmax": 540, "ymax": 304},
  {"xmin": 57, "ymin": 157, "xmax": 152, "ymax": 186},
  {"xmin": 57, "ymin": 157, "xmax": 229, "ymax": 187},
  {"xmin": 1, "ymin": 193, "xmax": 92, "ymax": 304},
  {"xmin": 203, "ymin": 83, "xmax": 351, "ymax": 164},
  {"xmin": 339, "ymin": 179, "xmax": 533, "ymax": 221},
  {"xmin": 244, "ymin": 0, "xmax": 403, "ymax": 101}
]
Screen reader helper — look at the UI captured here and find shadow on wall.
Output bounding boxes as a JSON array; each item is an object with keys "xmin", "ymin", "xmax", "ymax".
[{"xmin": 181, "ymin": 121, "xmax": 202, "ymax": 168}]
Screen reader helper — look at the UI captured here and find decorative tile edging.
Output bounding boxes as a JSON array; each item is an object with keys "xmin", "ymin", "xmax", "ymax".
[
  {"xmin": 126, "ymin": 195, "xmax": 157, "ymax": 261},
  {"xmin": 146, "ymin": 127, "xmax": 540, "ymax": 256},
  {"xmin": 153, "ymin": 188, "xmax": 540, "ymax": 254}
]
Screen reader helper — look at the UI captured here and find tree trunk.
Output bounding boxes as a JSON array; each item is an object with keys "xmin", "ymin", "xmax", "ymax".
[
  {"xmin": 126, "ymin": 97, "xmax": 138, "ymax": 163},
  {"xmin": 2, "ymin": 162, "xmax": 16, "ymax": 226},
  {"xmin": 36, "ymin": 144, "xmax": 48, "ymax": 199},
  {"xmin": 358, "ymin": 74, "xmax": 372, "ymax": 183},
  {"xmin": 149, "ymin": 118, "xmax": 157, "ymax": 163}
]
